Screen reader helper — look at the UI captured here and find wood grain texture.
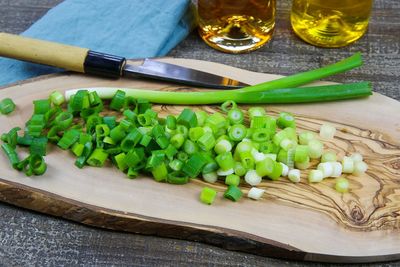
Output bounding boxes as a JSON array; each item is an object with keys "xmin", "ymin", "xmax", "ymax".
[
  {"xmin": 0, "ymin": 0, "xmax": 399, "ymax": 266},
  {"xmin": 0, "ymin": 59, "xmax": 399, "ymax": 263}
]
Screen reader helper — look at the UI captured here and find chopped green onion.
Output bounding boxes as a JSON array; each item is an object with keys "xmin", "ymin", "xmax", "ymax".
[
  {"xmin": 205, "ymin": 112, "xmax": 227, "ymax": 134},
  {"xmin": 183, "ymin": 139, "xmax": 198, "ymax": 155},
  {"xmin": 288, "ymin": 169, "xmax": 301, "ymax": 183},
  {"xmin": 214, "ymin": 139, "xmax": 232, "ymax": 154},
  {"xmin": 182, "ymin": 153, "xmax": 207, "ymax": 178},
  {"xmin": 136, "ymin": 134, "xmax": 150, "ymax": 147},
  {"xmin": 295, "ymin": 158, "xmax": 310, "ymax": 170},
  {"xmin": 177, "ymin": 108, "xmax": 197, "ymax": 128},
  {"xmin": 135, "ymin": 98, "xmax": 152, "ymax": 114},
  {"xmin": 215, "ymin": 152, "xmax": 235, "ymax": 171},
  {"xmin": 217, "ymin": 168, "xmax": 234, "ymax": 176},
  {"xmin": 123, "ymin": 96, "xmax": 137, "ymax": 111},
  {"xmin": 27, "ymin": 114, "xmax": 45, "ymax": 137},
  {"xmin": 353, "ymin": 161, "xmax": 368, "ymax": 176},
  {"xmin": 137, "ymin": 113, "xmax": 152, "ymax": 126},
  {"xmin": 277, "ymin": 112, "xmax": 296, "ymax": 129},
  {"xmin": 268, "ymin": 162, "xmax": 283, "ymax": 181},
  {"xmin": 228, "ymin": 124, "xmax": 247, "ymax": 142},
  {"xmin": 295, "ymin": 145, "xmax": 309, "ymax": 163},
  {"xmin": 170, "ymin": 133, "xmax": 184, "ymax": 149},
  {"xmin": 320, "ymin": 123, "xmax": 336, "ymax": 139},
  {"xmin": 110, "ymin": 125, "xmax": 126, "ymax": 143},
  {"xmin": 29, "ymin": 154, "xmax": 47, "ymax": 175},
  {"xmin": 308, "ymin": 170, "xmax": 324, "ymax": 183},
  {"xmin": 124, "ymin": 149, "xmax": 141, "ymax": 168},
  {"xmin": 272, "ymin": 130, "xmax": 288, "ymax": 147},
  {"xmin": 166, "ymin": 115, "xmax": 177, "ymax": 130},
  {"xmin": 321, "ymin": 151, "xmax": 337, "ymax": 162},
  {"xmin": 299, "ymin": 131, "xmax": 315, "ymax": 145},
  {"xmin": 17, "ymin": 135, "xmax": 33, "ymax": 146},
  {"xmin": 54, "ymin": 112, "xmax": 73, "ymax": 130},
  {"xmin": 331, "ymin": 162, "xmax": 343, "ymax": 177},
  {"xmin": 247, "ymin": 187, "xmax": 265, "ymax": 200},
  {"xmin": 123, "ymin": 109, "xmax": 137, "ymax": 122},
  {"xmin": 197, "ymin": 132, "xmax": 215, "ymax": 151},
  {"xmin": 103, "ymin": 116, "xmax": 117, "ymax": 129},
  {"xmin": 224, "ymin": 185, "xmax": 243, "ymax": 202},
  {"xmin": 196, "ymin": 111, "xmax": 208, "ymax": 127},
  {"xmin": 30, "ymin": 137, "xmax": 48, "ymax": 156},
  {"xmin": 113, "ymin": 152, "xmax": 128, "ymax": 171},
  {"xmin": 75, "ymin": 142, "xmax": 93, "ymax": 168},
  {"xmin": 57, "ymin": 129, "xmax": 80, "ymax": 150},
  {"xmin": 280, "ymin": 163, "xmax": 289, "ymax": 176},
  {"xmin": 33, "ymin": 99, "xmax": 51, "ymax": 115},
  {"xmin": 1, "ymin": 143, "xmax": 20, "ymax": 169},
  {"xmin": 109, "ymin": 90, "xmax": 126, "ymax": 111},
  {"xmin": 239, "ymin": 150, "xmax": 255, "ymax": 170},
  {"xmin": 69, "ymin": 90, "xmax": 89, "ymax": 112},
  {"xmin": 227, "ymin": 108, "xmax": 244, "ymax": 125},
  {"xmin": 350, "ymin": 152, "xmax": 363, "ymax": 162},
  {"xmin": 169, "ymin": 159, "xmax": 184, "ymax": 171},
  {"xmin": 177, "ymin": 151, "xmax": 188, "ymax": 162},
  {"xmin": 87, "ymin": 148, "xmax": 108, "ymax": 167},
  {"xmin": 166, "ymin": 172, "xmax": 190, "ymax": 184},
  {"xmin": 1, "ymin": 127, "xmax": 20, "ymax": 149},
  {"xmin": 120, "ymin": 129, "xmax": 142, "ymax": 151},
  {"xmin": 152, "ymin": 162, "xmax": 168, "ymax": 182},
  {"xmin": 71, "ymin": 142, "xmax": 84, "ymax": 156},
  {"xmin": 0, "ymin": 98, "xmax": 16, "ymax": 114},
  {"xmin": 200, "ymin": 187, "xmax": 217, "ymax": 205},
  {"xmin": 317, "ymin": 162, "xmax": 334, "ymax": 178},
  {"xmin": 248, "ymin": 107, "xmax": 266, "ymax": 119},
  {"xmin": 245, "ymin": 170, "xmax": 262, "ymax": 186},
  {"xmin": 277, "ymin": 148, "xmax": 295, "ymax": 169},
  {"xmin": 342, "ymin": 156, "xmax": 354, "ymax": 173},
  {"xmin": 308, "ymin": 139, "xmax": 323, "ymax": 159},
  {"xmin": 221, "ymin": 100, "xmax": 237, "ymax": 112},
  {"xmin": 202, "ymin": 171, "xmax": 218, "ymax": 183},
  {"xmin": 127, "ymin": 167, "xmax": 139, "ymax": 179},
  {"xmin": 234, "ymin": 162, "xmax": 246, "ymax": 176},
  {"xmin": 176, "ymin": 125, "xmax": 188, "ymax": 138},
  {"xmin": 225, "ymin": 174, "xmax": 240, "ymax": 186},
  {"xmin": 202, "ymin": 161, "xmax": 219, "ymax": 174},
  {"xmin": 250, "ymin": 116, "xmax": 266, "ymax": 129},
  {"xmin": 335, "ymin": 177, "xmax": 349, "ymax": 193},
  {"xmin": 189, "ymin": 127, "xmax": 204, "ymax": 142}
]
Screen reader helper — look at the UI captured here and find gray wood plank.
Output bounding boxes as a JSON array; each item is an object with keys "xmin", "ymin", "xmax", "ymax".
[{"xmin": 0, "ymin": 0, "xmax": 399, "ymax": 266}]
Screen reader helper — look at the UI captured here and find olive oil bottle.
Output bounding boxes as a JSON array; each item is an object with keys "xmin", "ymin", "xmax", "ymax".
[
  {"xmin": 291, "ymin": 0, "xmax": 373, "ymax": 47},
  {"xmin": 197, "ymin": 0, "xmax": 276, "ymax": 53}
]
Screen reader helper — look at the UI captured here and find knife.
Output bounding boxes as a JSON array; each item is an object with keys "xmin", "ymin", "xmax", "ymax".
[{"xmin": 0, "ymin": 33, "xmax": 248, "ymax": 89}]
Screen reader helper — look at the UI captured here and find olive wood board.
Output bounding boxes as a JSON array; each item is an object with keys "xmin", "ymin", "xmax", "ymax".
[{"xmin": 0, "ymin": 58, "xmax": 399, "ymax": 263}]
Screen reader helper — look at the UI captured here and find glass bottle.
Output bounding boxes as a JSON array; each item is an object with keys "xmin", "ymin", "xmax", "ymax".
[
  {"xmin": 291, "ymin": 0, "xmax": 373, "ymax": 48},
  {"xmin": 197, "ymin": 0, "xmax": 276, "ymax": 53}
]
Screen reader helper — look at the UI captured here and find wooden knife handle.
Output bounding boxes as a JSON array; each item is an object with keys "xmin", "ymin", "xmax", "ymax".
[
  {"xmin": 0, "ymin": 32, "xmax": 89, "ymax": 72},
  {"xmin": 0, "ymin": 33, "xmax": 126, "ymax": 78}
]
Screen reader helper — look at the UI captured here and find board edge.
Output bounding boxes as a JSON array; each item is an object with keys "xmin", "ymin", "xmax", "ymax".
[{"xmin": 1, "ymin": 178, "xmax": 399, "ymax": 264}]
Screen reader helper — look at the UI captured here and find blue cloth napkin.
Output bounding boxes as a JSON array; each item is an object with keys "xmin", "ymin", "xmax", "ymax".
[{"xmin": 0, "ymin": 0, "xmax": 194, "ymax": 86}]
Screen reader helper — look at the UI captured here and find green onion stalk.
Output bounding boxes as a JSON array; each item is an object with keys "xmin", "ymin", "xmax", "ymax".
[{"xmin": 65, "ymin": 53, "xmax": 371, "ymax": 105}]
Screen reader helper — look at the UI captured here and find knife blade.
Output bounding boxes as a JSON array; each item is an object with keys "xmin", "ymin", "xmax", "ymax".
[
  {"xmin": 124, "ymin": 59, "xmax": 248, "ymax": 89},
  {"xmin": 0, "ymin": 33, "xmax": 248, "ymax": 89}
]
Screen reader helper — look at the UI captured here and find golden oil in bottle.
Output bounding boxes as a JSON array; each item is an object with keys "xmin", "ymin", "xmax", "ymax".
[
  {"xmin": 197, "ymin": 0, "xmax": 276, "ymax": 53},
  {"xmin": 291, "ymin": 0, "xmax": 373, "ymax": 47}
]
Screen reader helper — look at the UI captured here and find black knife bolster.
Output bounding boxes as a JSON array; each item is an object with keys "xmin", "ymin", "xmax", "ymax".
[{"xmin": 84, "ymin": 51, "xmax": 126, "ymax": 78}]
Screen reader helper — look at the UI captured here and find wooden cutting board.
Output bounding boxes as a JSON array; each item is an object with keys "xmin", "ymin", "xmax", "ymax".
[{"xmin": 0, "ymin": 58, "xmax": 399, "ymax": 263}]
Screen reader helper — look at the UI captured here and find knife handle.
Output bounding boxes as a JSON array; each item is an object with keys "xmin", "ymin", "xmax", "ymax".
[{"xmin": 0, "ymin": 33, "xmax": 126, "ymax": 78}]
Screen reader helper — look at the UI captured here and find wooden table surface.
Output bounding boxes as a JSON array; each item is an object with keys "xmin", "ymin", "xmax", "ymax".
[{"xmin": 0, "ymin": 0, "xmax": 399, "ymax": 266}]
